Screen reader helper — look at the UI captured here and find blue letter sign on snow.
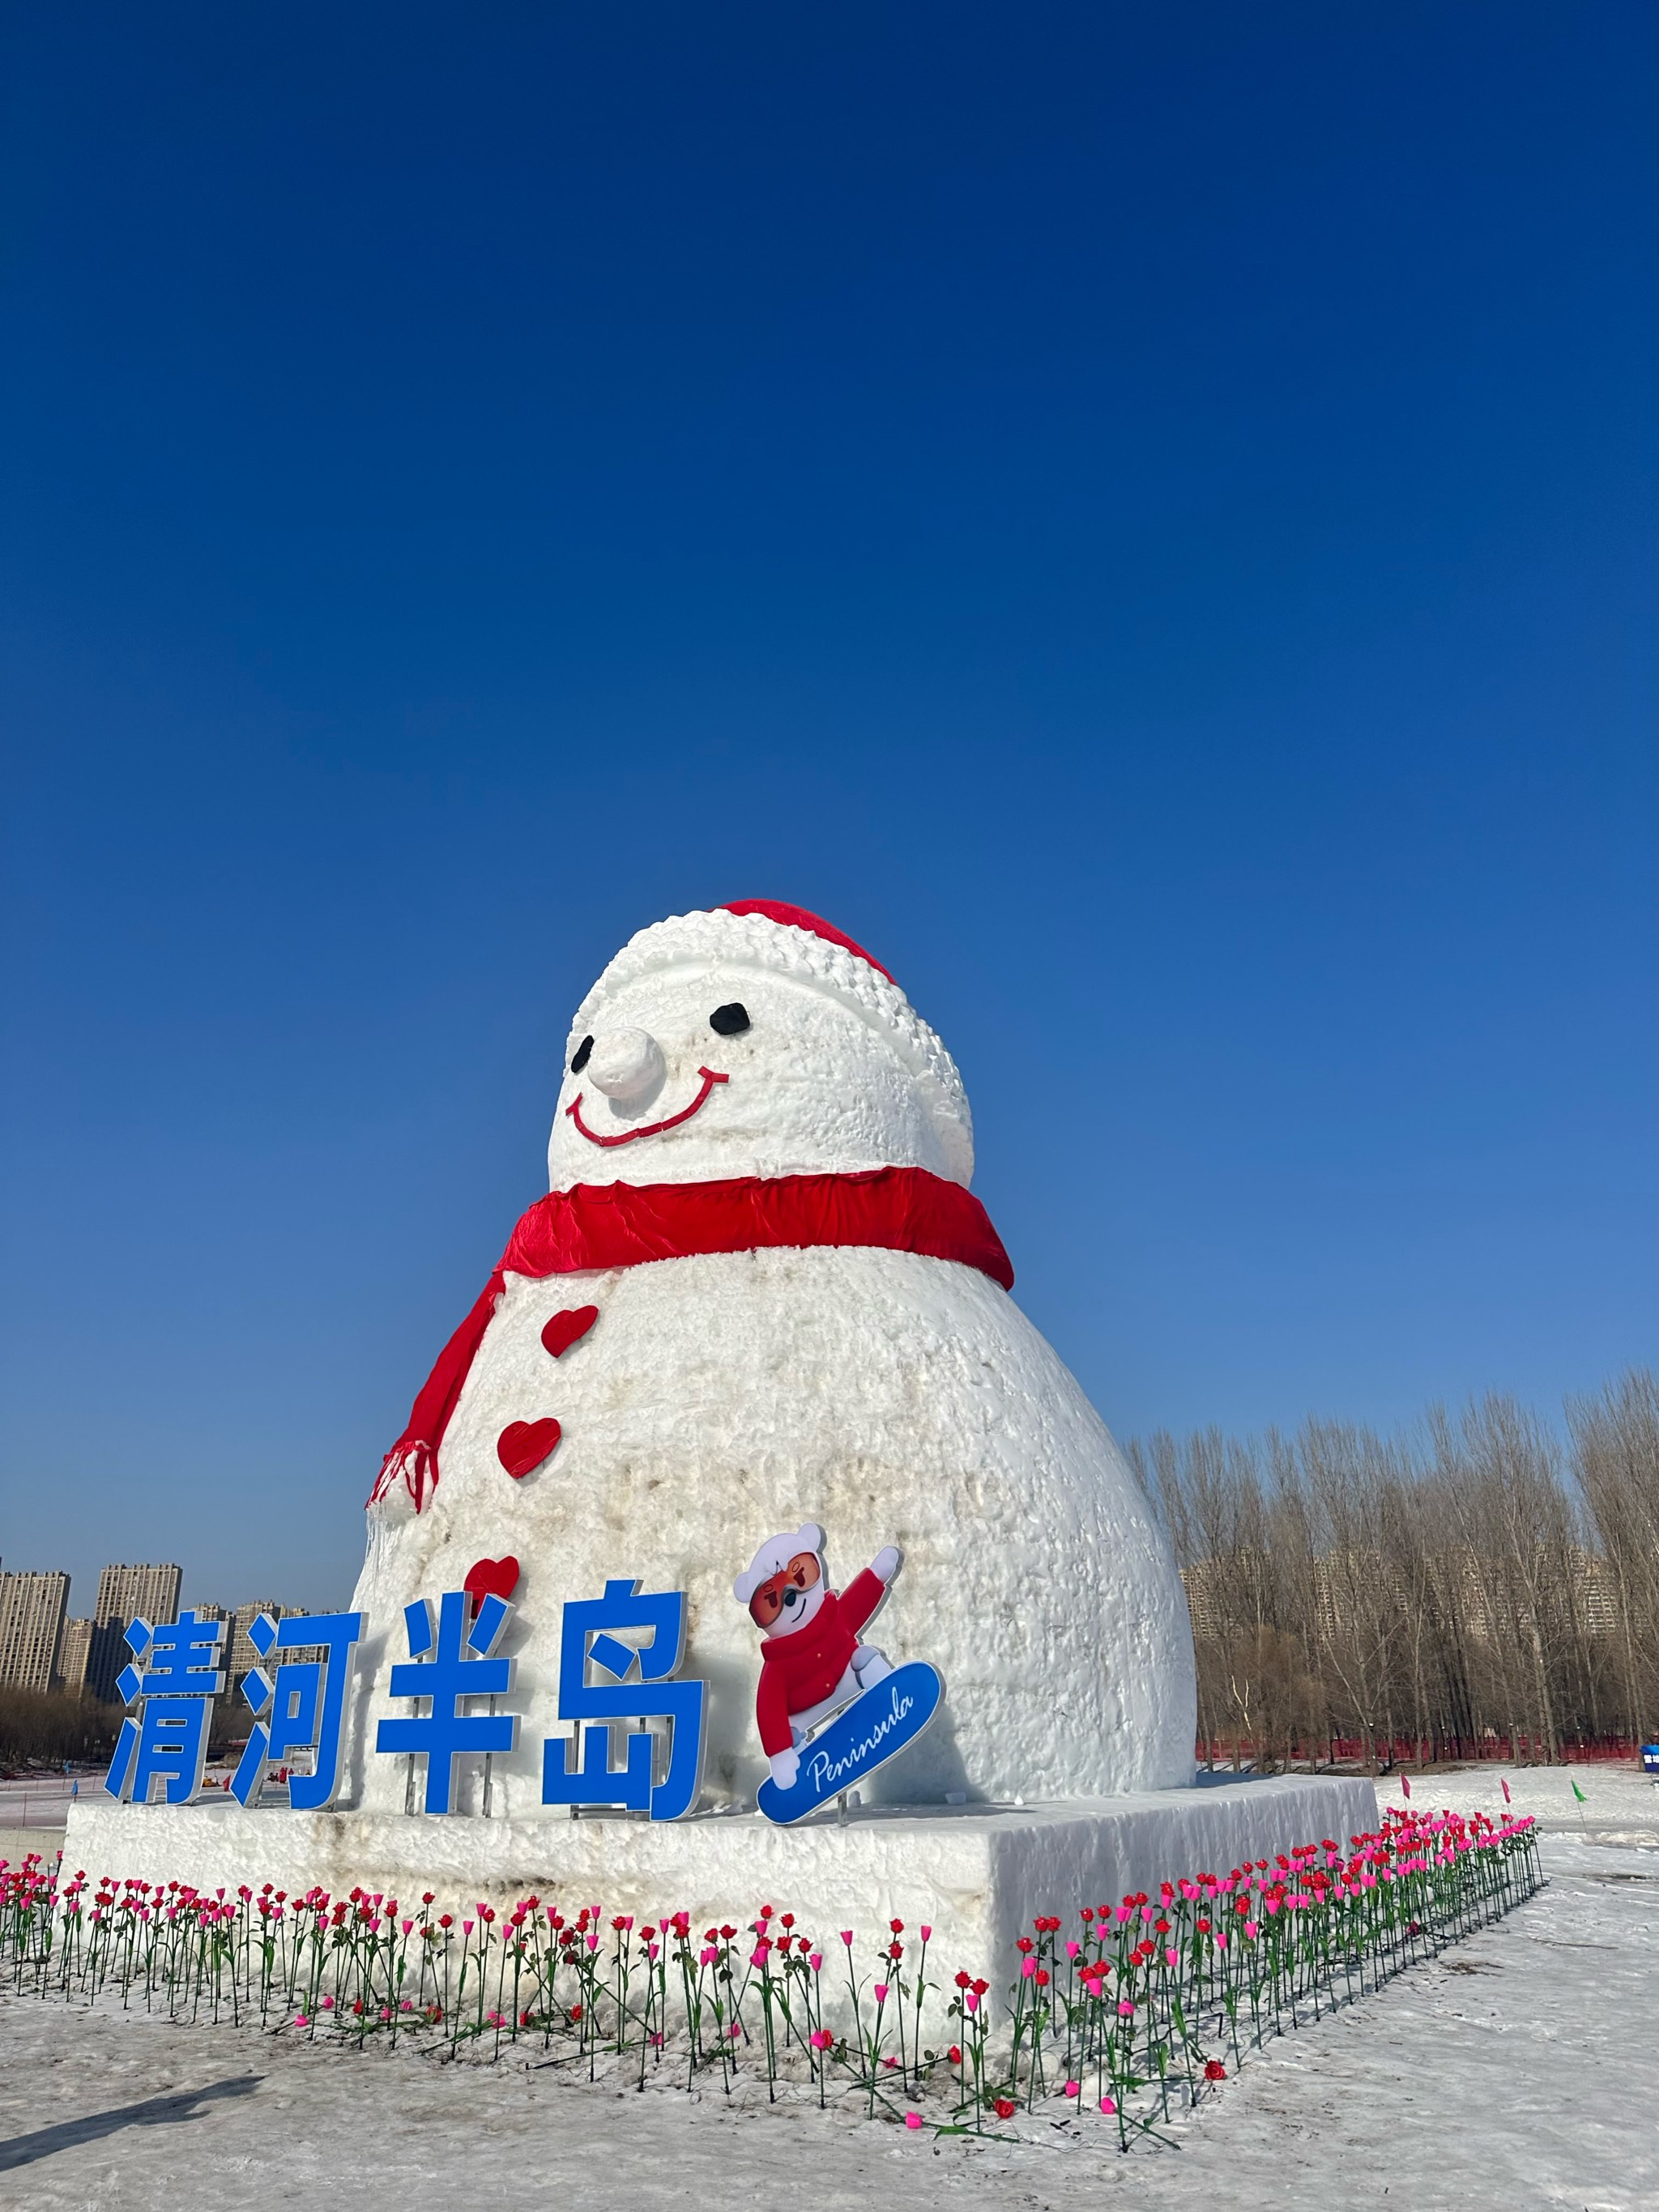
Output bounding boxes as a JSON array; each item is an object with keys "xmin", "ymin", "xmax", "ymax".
[
  {"xmin": 103, "ymin": 1610, "xmax": 228, "ymax": 1806},
  {"xmin": 374, "ymin": 1590, "xmax": 518, "ymax": 1813},
  {"xmin": 231, "ymin": 1611, "xmax": 364, "ymax": 1809},
  {"xmin": 542, "ymin": 1579, "xmax": 706, "ymax": 1820}
]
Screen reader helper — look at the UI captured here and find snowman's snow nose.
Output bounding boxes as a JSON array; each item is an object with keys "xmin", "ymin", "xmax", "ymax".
[{"xmin": 584, "ymin": 1028, "xmax": 667, "ymax": 1103}]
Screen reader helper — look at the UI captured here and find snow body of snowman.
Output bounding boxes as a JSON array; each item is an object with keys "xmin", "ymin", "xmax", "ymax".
[{"xmin": 348, "ymin": 900, "xmax": 1196, "ymax": 1813}]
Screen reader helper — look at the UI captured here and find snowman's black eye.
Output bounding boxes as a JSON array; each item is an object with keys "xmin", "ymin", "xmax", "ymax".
[
  {"xmin": 569, "ymin": 1035, "xmax": 594, "ymax": 1073},
  {"xmin": 709, "ymin": 1003, "xmax": 751, "ymax": 1036}
]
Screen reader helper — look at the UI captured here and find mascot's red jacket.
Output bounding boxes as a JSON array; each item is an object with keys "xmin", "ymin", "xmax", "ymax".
[{"xmin": 756, "ymin": 1569, "xmax": 885, "ymax": 1757}]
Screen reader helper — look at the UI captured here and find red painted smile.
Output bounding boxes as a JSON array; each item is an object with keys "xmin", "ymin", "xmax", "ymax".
[{"xmin": 566, "ymin": 1065, "xmax": 729, "ymax": 1148}]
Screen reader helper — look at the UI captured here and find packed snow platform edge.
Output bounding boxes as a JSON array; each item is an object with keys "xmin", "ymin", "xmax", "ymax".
[{"xmin": 64, "ymin": 1776, "xmax": 1375, "ymax": 1989}]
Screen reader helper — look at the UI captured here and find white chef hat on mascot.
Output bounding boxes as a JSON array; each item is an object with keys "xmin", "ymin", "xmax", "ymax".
[{"xmin": 565, "ymin": 899, "xmax": 974, "ymax": 1185}]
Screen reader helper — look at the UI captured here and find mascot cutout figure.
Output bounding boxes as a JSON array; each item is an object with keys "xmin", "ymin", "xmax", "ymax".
[{"xmin": 735, "ymin": 1523, "xmax": 942, "ymax": 1823}]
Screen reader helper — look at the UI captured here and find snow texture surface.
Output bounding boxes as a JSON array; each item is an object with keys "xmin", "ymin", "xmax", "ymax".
[
  {"xmin": 7, "ymin": 1765, "xmax": 1655, "ymax": 2210},
  {"xmin": 351, "ymin": 906, "xmax": 1197, "ymax": 1809}
]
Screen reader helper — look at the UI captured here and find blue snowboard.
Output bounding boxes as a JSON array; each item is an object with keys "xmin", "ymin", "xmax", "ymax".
[{"xmin": 757, "ymin": 1661, "xmax": 944, "ymax": 1826}]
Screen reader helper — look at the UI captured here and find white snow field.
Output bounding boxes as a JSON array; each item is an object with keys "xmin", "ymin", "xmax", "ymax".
[{"xmin": 2, "ymin": 1762, "xmax": 1654, "ymax": 2210}]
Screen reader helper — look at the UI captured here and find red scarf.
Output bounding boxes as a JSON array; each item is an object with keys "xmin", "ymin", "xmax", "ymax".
[{"xmin": 370, "ymin": 1167, "xmax": 1013, "ymax": 1513}]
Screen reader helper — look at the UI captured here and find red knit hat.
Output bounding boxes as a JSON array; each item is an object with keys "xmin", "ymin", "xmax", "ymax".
[
  {"xmin": 717, "ymin": 900, "xmax": 893, "ymax": 983},
  {"xmin": 566, "ymin": 900, "xmax": 971, "ymax": 1183}
]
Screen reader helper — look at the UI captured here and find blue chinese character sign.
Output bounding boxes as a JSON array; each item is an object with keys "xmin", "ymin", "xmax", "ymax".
[
  {"xmin": 101, "ymin": 1541, "xmax": 943, "ymax": 1827},
  {"xmin": 231, "ymin": 1611, "xmax": 364, "ymax": 1809},
  {"xmin": 374, "ymin": 1590, "xmax": 518, "ymax": 1813},
  {"xmin": 732, "ymin": 1524, "xmax": 943, "ymax": 1826},
  {"xmin": 542, "ymin": 1578, "xmax": 706, "ymax": 1819},
  {"xmin": 104, "ymin": 1609, "xmax": 228, "ymax": 1805}
]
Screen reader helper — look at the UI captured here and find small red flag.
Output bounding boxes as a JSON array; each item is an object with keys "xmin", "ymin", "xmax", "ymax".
[
  {"xmin": 1501, "ymin": 1777, "xmax": 1512, "ymax": 1804},
  {"xmin": 1401, "ymin": 1773, "xmax": 1411, "ymax": 1798}
]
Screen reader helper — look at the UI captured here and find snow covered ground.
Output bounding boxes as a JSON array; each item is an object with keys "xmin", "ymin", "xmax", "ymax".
[
  {"xmin": 0, "ymin": 1770, "xmax": 83, "ymax": 1873},
  {"xmin": 2, "ymin": 1764, "xmax": 1654, "ymax": 2211}
]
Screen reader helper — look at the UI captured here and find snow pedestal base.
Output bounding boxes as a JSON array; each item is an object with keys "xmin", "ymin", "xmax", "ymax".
[{"xmin": 64, "ymin": 1775, "xmax": 1375, "ymax": 1985}]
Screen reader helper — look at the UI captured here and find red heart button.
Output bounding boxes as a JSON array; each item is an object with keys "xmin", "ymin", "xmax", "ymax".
[
  {"xmin": 464, "ymin": 1554, "xmax": 520, "ymax": 1608},
  {"xmin": 497, "ymin": 1418, "xmax": 561, "ymax": 1479},
  {"xmin": 541, "ymin": 1305, "xmax": 598, "ymax": 1360}
]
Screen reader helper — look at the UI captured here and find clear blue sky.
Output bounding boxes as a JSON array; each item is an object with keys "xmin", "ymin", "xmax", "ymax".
[{"xmin": 2, "ymin": 4, "xmax": 1654, "ymax": 1615}]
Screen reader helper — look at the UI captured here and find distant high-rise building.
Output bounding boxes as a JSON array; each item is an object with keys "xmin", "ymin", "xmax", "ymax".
[
  {"xmin": 57, "ymin": 1616, "xmax": 94, "ymax": 1693},
  {"xmin": 95, "ymin": 1561, "xmax": 184, "ymax": 1626},
  {"xmin": 87, "ymin": 1563, "xmax": 183, "ymax": 1702},
  {"xmin": 0, "ymin": 1570, "xmax": 71, "ymax": 1693}
]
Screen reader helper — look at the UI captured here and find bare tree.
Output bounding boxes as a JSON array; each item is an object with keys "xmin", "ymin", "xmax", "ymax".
[
  {"xmin": 1131, "ymin": 1369, "xmax": 1655, "ymax": 1770},
  {"xmin": 1569, "ymin": 1369, "xmax": 1659, "ymax": 1744},
  {"xmin": 0, "ymin": 1687, "xmax": 122, "ymax": 1766}
]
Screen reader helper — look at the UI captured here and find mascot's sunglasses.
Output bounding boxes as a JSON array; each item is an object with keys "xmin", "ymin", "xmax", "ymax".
[{"xmin": 748, "ymin": 1552, "xmax": 822, "ymax": 1627}]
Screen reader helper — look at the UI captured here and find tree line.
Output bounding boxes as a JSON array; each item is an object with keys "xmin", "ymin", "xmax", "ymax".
[
  {"xmin": 0, "ymin": 1686, "xmax": 123, "ymax": 1769},
  {"xmin": 0, "ymin": 1680, "xmax": 273, "ymax": 1772},
  {"xmin": 1128, "ymin": 1368, "xmax": 1659, "ymax": 1773}
]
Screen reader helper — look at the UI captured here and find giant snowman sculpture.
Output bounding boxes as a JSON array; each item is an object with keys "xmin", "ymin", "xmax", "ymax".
[{"xmin": 349, "ymin": 901, "xmax": 1196, "ymax": 1813}]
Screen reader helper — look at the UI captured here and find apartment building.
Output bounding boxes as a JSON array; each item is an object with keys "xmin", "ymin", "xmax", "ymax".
[
  {"xmin": 87, "ymin": 1562, "xmax": 184, "ymax": 1702},
  {"xmin": 0, "ymin": 1569, "xmax": 70, "ymax": 1693},
  {"xmin": 57, "ymin": 1616, "xmax": 94, "ymax": 1693}
]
